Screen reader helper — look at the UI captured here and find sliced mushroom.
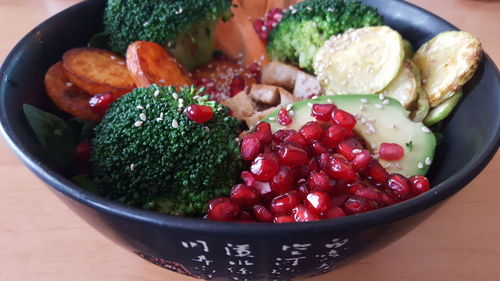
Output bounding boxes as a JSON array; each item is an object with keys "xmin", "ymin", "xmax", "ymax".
[
  {"xmin": 249, "ymin": 84, "xmax": 280, "ymax": 105},
  {"xmin": 221, "ymin": 91, "xmax": 255, "ymax": 120},
  {"xmin": 261, "ymin": 61, "xmax": 300, "ymax": 91}
]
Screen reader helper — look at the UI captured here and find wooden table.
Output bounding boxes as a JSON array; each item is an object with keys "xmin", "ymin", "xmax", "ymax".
[{"xmin": 1, "ymin": 1, "xmax": 499, "ymax": 280}]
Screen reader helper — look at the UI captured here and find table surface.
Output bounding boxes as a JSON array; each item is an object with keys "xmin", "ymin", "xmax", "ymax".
[{"xmin": 1, "ymin": 0, "xmax": 499, "ymax": 280}]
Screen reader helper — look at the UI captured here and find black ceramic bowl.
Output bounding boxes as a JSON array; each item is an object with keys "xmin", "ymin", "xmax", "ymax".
[{"xmin": 1, "ymin": 0, "xmax": 499, "ymax": 280}]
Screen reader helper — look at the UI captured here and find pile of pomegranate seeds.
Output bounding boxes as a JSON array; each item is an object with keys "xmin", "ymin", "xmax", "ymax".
[
  {"xmin": 253, "ymin": 8, "xmax": 284, "ymax": 43},
  {"xmin": 206, "ymin": 104, "xmax": 430, "ymax": 223}
]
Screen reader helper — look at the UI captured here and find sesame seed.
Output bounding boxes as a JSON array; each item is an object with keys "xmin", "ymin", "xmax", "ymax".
[
  {"xmin": 172, "ymin": 93, "xmax": 179, "ymax": 100},
  {"xmin": 368, "ymin": 126, "xmax": 376, "ymax": 133},
  {"xmin": 204, "ymin": 126, "xmax": 210, "ymax": 133},
  {"xmin": 178, "ymin": 98, "xmax": 184, "ymax": 104},
  {"xmin": 172, "ymin": 119, "xmax": 179, "ymax": 128},
  {"xmin": 374, "ymin": 103, "xmax": 383, "ymax": 109},
  {"xmin": 286, "ymin": 104, "xmax": 293, "ymax": 111},
  {"xmin": 134, "ymin": 121, "xmax": 143, "ymax": 127},
  {"xmin": 153, "ymin": 90, "xmax": 160, "ymax": 98},
  {"xmin": 234, "ymin": 137, "xmax": 240, "ymax": 142},
  {"xmin": 425, "ymin": 157, "xmax": 432, "ymax": 165},
  {"xmin": 359, "ymin": 105, "xmax": 366, "ymax": 111},
  {"xmin": 217, "ymin": 107, "xmax": 223, "ymax": 112},
  {"xmin": 395, "ymin": 163, "xmax": 402, "ymax": 169},
  {"xmin": 422, "ymin": 126, "xmax": 431, "ymax": 133},
  {"xmin": 307, "ymin": 103, "xmax": 313, "ymax": 107},
  {"xmin": 360, "ymin": 98, "xmax": 368, "ymax": 104},
  {"xmin": 143, "ymin": 22, "xmax": 149, "ymax": 27},
  {"xmin": 110, "ymin": 56, "xmax": 116, "ymax": 60},
  {"xmin": 327, "ymin": 98, "xmax": 333, "ymax": 104},
  {"xmin": 65, "ymin": 82, "xmax": 73, "ymax": 87},
  {"xmin": 136, "ymin": 105, "xmax": 144, "ymax": 110},
  {"xmin": 159, "ymin": 79, "xmax": 165, "ymax": 84},
  {"xmin": 156, "ymin": 118, "xmax": 163, "ymax": 122},
  {"xmin": 417, "ymin": 162, "xmax": 424, "ymax": 169},
  {"xmin": 268, "ymin": 117, "xmax": 276, "ymax": 121},
  {"xmin": 390, "ymin": 123, "xmax": 397, "ymax": 128},
  {"xmin": 371, "ymin": 142, "xmax": 377, "ymax": 149},
  {"xmin": 139, "ymin": 113, "xmax": 147, "ymax": 121},
  {"xmin": 352, "ymin": 149, "xmax": 362, "ymax": 154},
  {"xmin": 364, "ymin": 129, "xmax": 372, "ymax": 135},
  {"xmin": 361, "ymin": 117, "xmax": 367, "ymax": 124},
  {"xmin": 117, "ymin": 61, "xmax": 125, "ymax": 65},
  {"xmin": 382, "ymin": 99, "xmax": 390, "ymax": 105},
  {"xmin": 289, "ymin": 110, "xmax": 295, "ymax": 116},
  {"xmin": 384, "ymin": 162, "xmax": 392, "ymax": 168},
  {"xmin": 130, "ymin": 163, "xmax": 136, "ymax": 171},
  {"xmin": 311, "ymin": 95, "xmax": 318, "ymax": 99},
  {"xmin": 160, "ymin": 112, "xmax": 164, "ymax": 118}
]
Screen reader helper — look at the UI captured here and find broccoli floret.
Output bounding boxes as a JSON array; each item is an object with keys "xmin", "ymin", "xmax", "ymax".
[
  {"xmin": 104, "ymin": 0, "xmax": 232, "ymax": 70},
  {"xmin": 267, "ymin": 0, "xmax": 383, "ymax": 73},
  {"xmin": 90, "ymin": 85, "xmax": 242, "ymax": 216}
]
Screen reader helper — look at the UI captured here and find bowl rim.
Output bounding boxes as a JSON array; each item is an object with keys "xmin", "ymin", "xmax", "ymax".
[{"xmin": 1, "ymin": 0, "xmax": 499, "ymax": 235}]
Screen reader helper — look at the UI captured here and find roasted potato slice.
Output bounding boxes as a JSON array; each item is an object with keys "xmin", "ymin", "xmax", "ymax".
[
  {"xmin": 63, "ymin": 48, "xmax": 134, "ymax": 96},
  {"xmin": 192, "ymin": 61, "xmax": 256, "ymax": 102},
  {"xmin": 410, "ymin": 88, "xmax": 430, "ymax": 122},
  {"xmin": 126, "ymin": 41, "xmax": 192, "ymax": 89},
  {"xmin": 45, "ymin": 62, "xmax": 100, "ymax": 121},
  {"xmin": 413, "ymin": 31, "xmax": 481, "ymax": 107},
  {"xmin": 314, "ymin": 26, "xmax": 404, "ymax": 95},
  {"xmin": 383, "ymin": 59, "xmax": 420, "ymax": 109}
]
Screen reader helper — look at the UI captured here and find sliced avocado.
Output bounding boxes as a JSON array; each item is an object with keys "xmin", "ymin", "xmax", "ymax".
[
  {"xmin": 264, "ymin": 95, "xmax": 436, "ymax": 176},
  {"xmin": 424, "ymin": 90, "xmax": 462, "ymax": 127}
]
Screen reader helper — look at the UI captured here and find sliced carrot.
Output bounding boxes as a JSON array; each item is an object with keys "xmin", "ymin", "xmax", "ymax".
[
  {"xmin": 62, "ymin": 48, "xmax": 134, "ymax": 96},
  {"xmin": 126, "ymin": 41, "xmax": 193, "ymax": 89},
  {"xmin": 192, "ymin": 61, "xmax": 256, "ymax": 102},
  {"xmin": 44, "ymin": 62, "xmax": 100, "ymax": 121}
]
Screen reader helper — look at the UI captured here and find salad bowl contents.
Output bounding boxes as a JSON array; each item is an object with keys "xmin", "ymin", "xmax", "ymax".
[{"xmin": 0, "ymin": 0, "xmax": 498, "ymax": 280}]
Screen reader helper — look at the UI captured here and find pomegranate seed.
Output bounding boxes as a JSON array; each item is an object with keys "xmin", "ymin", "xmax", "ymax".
[
  {"xmin": 274, "ymin": 215, "xmax": 295, "ymax": 223},
  {"xmin": 311, "ymin": 140, "xmax": 330, "ymax": 156},
  {"xmin": 365, "ymin": 160, "xmax": 389, "ymax": 184},
  {"xmin": 75, "ymin": 141, "xmax": 91, "ymax": 164},
  {"xmin": 273, "ymin": 130, "xmax": 291, "ymax": 144},
  {"xmin": 88, "ymin": 92, "xmax": 115, "ymax": 116},
  {"xmin": 270, "ymin": 191, "xmax": 302, "ymax": 215},
  {"xmin": 305, "ymin": 191, "xmax": 332, "ymax": 215},
  {"xmin": 343, "ymin": 196, "xmax": 376, "ymax": 214},
  {"xmin": 308, "ymin": 158, "xmax": 320, "ymax": 172},
  {"xmin": 270, "ymin": 166, "xmax": 294, "ymax": 195},
  {"xmin": 331, "ymin": 109, "xmax": 357, "ymax": 129},
  {"xmin": 292, "ymin": 165, "xmax": 310, "ymax": 181},
  {"xmin": 273, "ymin": 130, "xmax": 306, "ymax": 148},
  {"xmin": 387, "ymin": 173, "xmax": 413, "ymax": 201},
  {"xmin": 296, "ymin": 181, "xmax": 309, "ymax": 198},
  {"xmin": 300, "ymin": 121, "xmax": 323, "ymax": 143},
  {"xmin": 229, "ymin": 75, "xmax": 245, "ymax": 97},
  {"xmin": 185, "ymin": 104, "xmax": 214, "ymax": 124},
  {"xmin": 331, "ymin": 193, "xmax": 349, "ymax": 207},
  {"xmin": 234, "ymin": 210, "xmax": 255, "ymax": 222},
  {"xmin": 207, "ymin": 197, "xmax": 240, "ymax": 221},
  {"xmin": 278, "ymin": 143, "xmax": 308, "ymax": 167},
  {"xmin": 248, "ymin": 63, "xmax": 262, "ymax": 83},
  {"xmin": 240, "ymin": 135, "xmax": 262, "ymax": 161},
  {"xmin": 325, "ymin": 207, "xmax": 346, "ymax": 219},
  {"xmin": 318, "ymin": 153, "xmax": 332, "ymax": 169},
  {"xmin": 322, "ymin": 125, "xmax": 353, "ymax": 148},
  {"xmin": 353, "ymin": 187, "xmax": 388, "ymax": 204},
  {"xmin": 379, "ymin": 143, "xmax": 405, "ymax": 161},
  {"xmin": 253, "ymin": 205, "xmax": 273, "ymax": 222},
  {"xmin": 409, "ymin": 175, "xmax": 430, "ymax": 195},
  {"xmin": 337, "ymin": 139, "xmax": 363, "ymax": 161},
  {"xmin": 278, "ymin": 108, "xmax": 293, "ymax": 126},
  {"xmin": 241, "ymin": 171, "xmax": 273, "ymax": 201},
  {"xmin": 254, "ymin": 122, "xmax": 272, "ymax": 144},
  {"xmin": 311, "ymin": 104, "xmax": 336, "ymax": 121},
  {"xmin": 292, "ymin": 205, "xmax": 320, "ymax": 222},
  {"xmin": 308, "ymin": 170, "xmax": 332, "ymax": 193},
  {"xmin": 266, "ymin": 8, "xmax": 284, "ymax": 25},
  {"xmin": 252, "ymin": 18, "xmax": 269, "ymax": 42},
  {"xmin": 352, "ymin": 149, "xmax": 371, "ymax": 172},
  {"xmin": 346, "ymin": 182, "xmax": 367, "ymax": 195},
  {"xmin": 326, "ymin": 155, "xmax": 357, "ymax": 181},
  {"xmin": 250, "ymin": 153, "xmax": 280, "ymax": 181},
  {"xmin": 230, "ymin": 184, "xmax": 260, "ymax": 208}
]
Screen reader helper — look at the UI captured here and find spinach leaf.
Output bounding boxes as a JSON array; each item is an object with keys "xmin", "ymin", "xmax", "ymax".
[
  {"xmin": 67, "ymin": 117, "xmax": 97, "ymax": 141},
  {"xmin": 23, "ymin": 104, "xmax": 76, "ymax": 167},
  {"xmin": 87, "ymin": 32, "xmax": 110, "ymax": 50}
]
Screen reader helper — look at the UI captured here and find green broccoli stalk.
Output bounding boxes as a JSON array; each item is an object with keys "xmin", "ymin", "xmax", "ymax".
[
  {"xmin": 103, "ymin": 0, "xmax": 232, "ymax": 70},
  {"xmin": 267, "ymin": 0, "xmax": 383, "ymax": 73},
  {"xmin": 90, "ymin": 85, "xmax": 242, "ymax": 216}
]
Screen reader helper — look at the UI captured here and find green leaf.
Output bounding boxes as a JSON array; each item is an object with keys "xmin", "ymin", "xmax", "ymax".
[
  {"xmin": 67, "ymin": 117, "xmax": 97, "ymax": 141},
  {"xmin": 23, "ymin": 104, "xmax": 76, "ymax": 167},
  {"xmin": 71, "ymin": 175, "xmax": 98, "ymax": 193},
  {"xmin": 87, "ymin": 32, "xmax": 110, "ymax": 49},
  {"xmin": 405, "ymin": 141, "xmax": 413, "ymax": 151}
]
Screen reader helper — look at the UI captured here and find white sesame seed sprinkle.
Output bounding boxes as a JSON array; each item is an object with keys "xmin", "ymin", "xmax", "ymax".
[
  {"xmin": 139, "ymin": 113, "xmax": 147, "ymax": 121},
  {"xmin": 352, "ymin": 149, "xmax": 362, "ymax": 154},
  {"xmin": 110, "ymin": 56, "xmax": 116, "ymax": 60},
  {"xmin": 286, "ymin": 104, "xmax": 293, "ymax": 111},
  {"xmin": 172, "ymin": 119, "xmax": 179, "ymax": 128},
  {"xmin": 117, "ymin": 61, "xmax": 125, "ymax": 65},
  {"xmin": 379, "ymin": 93, "xmax": 385, "ymax": 100},
  {"xmin": 311, "ymin": 95, "xmax": 318, "ymax": 100},
  {"xmin": 268, "ymin": 117, "xmax": 276, "ymax": 121},
  {"xmin": 307, "ymin": 102, "xmax": 313, "ymax": 107},
  {"xmin": 234, "ymin": 137, "xmax": 240, "ymax": 142},
  {"xmin": 359, "ymin": 105, "xmax": 366, "ymax": 111},
  {"xmin": 172, "ymin": 93, "xmax": 179, "ymax": 100},
  {"xmin": 153, "ymin": 89, "xmax": 160, "ymax": 98},
  {"xmin": 217, "ymin": 107, "xmax": 223, "ymax": 112},
  {"xmin": 368, "ymin": 126, "xmax": 376, "ymax": 133},
  {"xmin": 425, "ymin": 157, "xmax": 432, "ymax": 165},
  {"xmin": 374, "ymin": 103, "xmax": 383, "ymax": 109},
  {"xmin": 156, "ymin": 118, "xmax": 163, "ymax": 122},
  {"xmin": 288, "ymin": 110, "xmax": 295, "ymax": 116},
  {"xmin": 178, "ymin": 98, "xmax": 184, "ymax": 104},
  {"xmin": 371, "ymin": 142, "xmax": 377, "ymax": 149},
  {"xmin": 395, "ymin": 163, "xmax": 402, "ymax": 169},
  {"xmin": 204, "ymin": 126, "xmax": 210, "ymax": 133},
  {"xmin": 159, "ymin": 79, "xmax": 165, "ymax": 84},
  {"xmin": 384, "ymin": 162, "xmax": 392, "ymax": 168},
  {"xmin": 136, "ymin": 105, "xmax": 144, "ymax": 110},
  {"xmin": 360, "ymin": 98, "xmax": 368, "ymax": 104},
  {"xmin": 417, "ymin": 162, "xmax": 424, "ymax": 169},
  {"xmin": 390, "ymin": 123, "xmax": 397, "ymax": 128},
  {"xmin": 65, "ymin": 82, "xmax": 73, "ymax": 87},
  {"xmin": 134, "ymin": 121, "xmax": 143, "ymax": 127},
  {"xmin": 422, "ymin": 126, "xmax": 431, "ymax": 133},
  {"xmin": 361, "ymin": 117, "xmax": 367, "ymax": 124},
  {"xmin": 327, "ymin": 98, "xmax": 333, "ymax": 104},
  {"xmin": 130, "ymin": 163, "xmax": 136, "ymax": 171}
]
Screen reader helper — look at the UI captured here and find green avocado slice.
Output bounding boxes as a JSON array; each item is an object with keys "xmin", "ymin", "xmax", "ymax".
[{"xmin": 263, "ymin": 95, "xmax": 436, "ymax": 176}]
